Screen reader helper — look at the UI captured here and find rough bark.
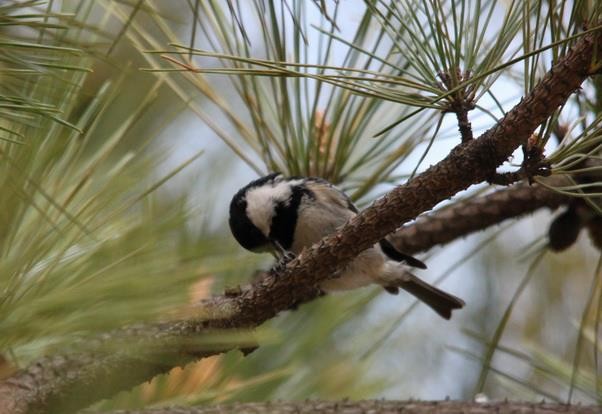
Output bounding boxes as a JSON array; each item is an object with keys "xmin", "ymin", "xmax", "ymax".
[
  {"xmin": 388, "ymin": 176, "xmax": 572, "ymax": 254},
  {"xmin": 106, "ymin": 400, "xmax": 601, "ymax": 414},
  {"xmin": 0, "ymin": 28, "xmax": 599, "ymax": 414},
  {"xmin": 0, "ymin": 323, "xmax": 256, "ymax": 414}
]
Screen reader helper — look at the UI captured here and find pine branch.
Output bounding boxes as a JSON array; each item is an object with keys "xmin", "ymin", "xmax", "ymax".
[
  {"xmin": 105, "ymin": 400, "xmax": 600, "ymax": 414},
  {"xmin": 0, "ymin": 26, "xmax": 600, "ymax": 414},
  {"xmin": 388, "ymin": 176, "xmax": 572, "ymax": 254},
  {"xmin": 0, "ymin": 323, "xmax": 256, "ymax": 414}
]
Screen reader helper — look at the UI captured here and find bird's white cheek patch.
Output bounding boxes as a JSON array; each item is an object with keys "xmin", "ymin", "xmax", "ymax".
[{"xmin": 245, "ymin": 181, "xmax": 293, "ymax": 236}]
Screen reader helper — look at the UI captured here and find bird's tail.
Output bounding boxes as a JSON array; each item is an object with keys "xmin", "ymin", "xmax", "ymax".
[{"xmin": 381, "ymin": 267, "xmax": 465, "ymax": 319}]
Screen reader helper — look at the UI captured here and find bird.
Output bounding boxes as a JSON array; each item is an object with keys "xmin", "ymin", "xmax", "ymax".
[{"xmin": 228, "ymin": 172, "xmax": 465, "ymax": 319}]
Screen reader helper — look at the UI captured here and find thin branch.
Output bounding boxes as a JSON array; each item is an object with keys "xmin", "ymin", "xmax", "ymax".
[
  {"xmin": 0, "ymin": 26, "xmax": 600, "ymax": 414},
  {"xmin": 104, "ymin": 400, "xmax": 601, "ymax": 414},
  {"xmin": 388, "ymin": 175, "xmax": 572, "ymax": 254},
  {"xmin": 455, "ymin": 105, "xmax": 475, "ymax": 142},
  {"xmin": 439, "ymin": 68, "xmax": 476, "ymax": 143},
  {"xmin": 488, "ymin": 136, "xmax": 551, "ymax": 186}
]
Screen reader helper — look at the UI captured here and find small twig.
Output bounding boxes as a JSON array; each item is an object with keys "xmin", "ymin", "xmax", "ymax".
[
  {"xmin": 487, "ymin": 163, "xmax": 551, "ymax": 185},
  {"xmin": 488, "ymin": 134, "xmax": 551, "ymax": 185},
  {"xmin": 439, "ymin": 68, "xmax": 476, "ymax": 143}
]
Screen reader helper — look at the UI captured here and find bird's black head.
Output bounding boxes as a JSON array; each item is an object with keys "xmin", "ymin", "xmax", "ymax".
[{"xmin": 228, "ymin": 173, "xmax": 281, "ymax": 252}]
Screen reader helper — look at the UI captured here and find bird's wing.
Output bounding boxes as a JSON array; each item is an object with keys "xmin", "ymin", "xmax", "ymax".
[
  {"xmin": 305, "ymin": 177, "xmax": 359, "ymax": 213},
  {"xmin": 305, "ymin": 178, "xmax": 426, "ymax": 269},
  {"xmin": 379, "ymin": 238, "xmax": 427, "ymax": 269}
]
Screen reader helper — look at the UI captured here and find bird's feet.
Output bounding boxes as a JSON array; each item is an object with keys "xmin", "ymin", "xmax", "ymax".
[{"xmin": 271, "ymin": 251, "xmax": 296, "ymax": 274}]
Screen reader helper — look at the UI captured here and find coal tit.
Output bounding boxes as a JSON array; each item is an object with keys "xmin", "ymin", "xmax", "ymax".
[{"xmin": 229, "ymin": 173, "xmax": 465, "ymax": 319}]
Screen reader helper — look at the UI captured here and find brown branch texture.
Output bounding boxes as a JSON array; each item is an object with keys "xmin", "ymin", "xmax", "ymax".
[
  {"xmin": 389, "ymin": 176, "xmax": 571, "ymax": 254},
  {"xmin": 107, "ymin": 400, "xmax": 601, "ymax": 414}
]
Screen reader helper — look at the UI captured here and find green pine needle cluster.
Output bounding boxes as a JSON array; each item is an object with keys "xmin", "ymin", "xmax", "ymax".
[{"xmin": 0, "ymin": 1, "xmax": 221, "ymax": 365}]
